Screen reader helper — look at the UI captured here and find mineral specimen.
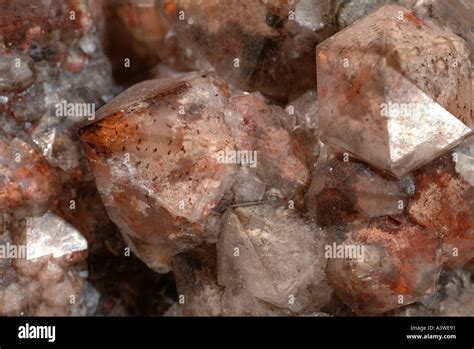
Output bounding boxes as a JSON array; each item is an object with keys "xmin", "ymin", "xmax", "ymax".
[
  {"xmin": 325, "ymin": 216, "xmax": 442, "ymax": 315},
  {"xmin": 317, "ymin": 4, "xmax": 472, "ymax": 177},
  {"xmin": 0, "ymin": 122, "xmax": 61, "ymax": 219},
  {"xmin": 0, "ymin": 212, "xmax": 95, "ymax": 316},
  {"xmin": 81, "ymin": 72, "xmax": 308, "ymax": 272}
]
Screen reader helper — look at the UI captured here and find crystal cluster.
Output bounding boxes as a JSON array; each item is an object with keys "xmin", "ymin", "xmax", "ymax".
[
  {"xmin": 1, "ymin": 1, "xmax": 473, "ymax": 318},
  {"xmin": 80, "ymin": 72, "xmax": 308, "ymax": 273}
]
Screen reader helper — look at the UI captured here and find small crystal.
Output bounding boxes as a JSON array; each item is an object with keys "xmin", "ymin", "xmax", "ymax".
[
  {"xmin": 26, "ymin": 212, "xmax": 88, "ymax": 260},
  {"xmin": 325, "ymin": 216, "xmax": 442, "ymax": 315}
]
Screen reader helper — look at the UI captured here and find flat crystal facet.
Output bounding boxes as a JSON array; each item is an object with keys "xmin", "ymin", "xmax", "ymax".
[
  {"xmin": 26, "ymin": 212, "xmax": 88, "ymax": 260},
  {"xmin": 218, "ymin": 204, "xmax": 332, "ymax": 313},
  {"xmin": 325, "ymin": 216, "xmax": 441, "ymax": 315},
  {"xmin": 317, "ymin": 4, "xmax": 472, "ymax": 178}
]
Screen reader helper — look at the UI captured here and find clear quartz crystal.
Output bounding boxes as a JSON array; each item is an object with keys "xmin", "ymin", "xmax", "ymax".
[{"xmin": 26, "ymin": 212, "xmax": 88, "ymax": 260}]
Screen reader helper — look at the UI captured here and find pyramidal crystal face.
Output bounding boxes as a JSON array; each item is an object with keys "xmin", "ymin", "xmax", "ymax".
[{"xmin": 317, "ymin": 4, "xmax": 472, "ymax": 178}]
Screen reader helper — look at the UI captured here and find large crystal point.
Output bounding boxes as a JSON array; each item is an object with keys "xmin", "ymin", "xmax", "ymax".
[
  {"xmin": 81, "ymin": 72, "xmax": 309, "ymax": 272},
  {"xmin": 81, "ymin": 73, "xmax": 237, "ymax": 272},
  {"xmin": 317, "ymin": 4, "xmax": 472, "ymax": 178}
]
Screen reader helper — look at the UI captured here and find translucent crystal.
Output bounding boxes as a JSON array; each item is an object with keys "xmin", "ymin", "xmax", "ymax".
[
  {"xmin": 317, "ymin": 4, "xmax": 472, "ymax": 177},
  {"xmin": 0, "ymin": 123, "xmax": 61, "ymax": 219},
  {"xmin": 26, "ymin": 212, "xmax": 88, "ymax": 260},
  {"xmin": 81, "ymin": 73, "xmax": 237, "ymax": 272},
  {"xmin": 325, "ymin": 216, "xmax": 442, "ymax": 315},
  {"xmin": 454, "ymin": 136, "xmax": 474, "ymax": 186},
  {"xmin": 0, "ymin": 213, "xmax": 91, "ymax": 316},
  {"xmin": 218, "ymin": 204, "xmax": 332, "ymax": 313},
  {"xmin": 233, "ymin": 168, "xmax": 266, "ymax": 203}
]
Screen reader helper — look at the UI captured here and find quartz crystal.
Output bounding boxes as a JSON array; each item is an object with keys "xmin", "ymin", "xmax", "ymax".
[
  {"xmin": 283, "ymin": 89, "xmax": 320, "ymax": 167},
  {"xmin": 306, "ymin": 159, "xmax": 413, "ymax": 226},
  {"xmin": 325, "ymin": 216, "xmax": 442, "ymax": 315},
  {"xmin": 317, "ymin": 4, "xmax": 472, "ymax": 178},
  {"xmin": 408, "ymin": 154, "xmax": 474, "ymax": 268},
  {"xmin": 25, "ymin": 212, "xmax": 88, "ymax": 260},
  {"xmin": 162, "ymin": 0, "xmax": 338, "ymax": 100},
  {"xmin": 218, "ymin": 204, "xmax": 332, "ymax": 313}
]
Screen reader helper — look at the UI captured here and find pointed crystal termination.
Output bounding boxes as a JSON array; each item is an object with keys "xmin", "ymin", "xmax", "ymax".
[
  {"xmin": 408, "ymin": 153, "xmax": 474, "ymax": 269},
  {"xmin": 80, "ymin": 73, "xmax": 237, "ymax": 272},
  {"xmin": 218, "ymin": 204, "xmax": 332, "ymax": 313},
  {"xmin": 26, "ymin": 212, "xmax": 88, "ymax": 260},
  {"xmin": 325, "ymin": 216, "xmax": 442, "ymax": 315},
  {"xmin": 306, "ymin": 158, "xmax": 413, "ymax": 226},
  {"xmin": 162, "ymin": 0, "xmax": 338, "ymax": 100},
  {"xmin": 317, "ymin": 4, "xmax": 472, "ymax": 178}
]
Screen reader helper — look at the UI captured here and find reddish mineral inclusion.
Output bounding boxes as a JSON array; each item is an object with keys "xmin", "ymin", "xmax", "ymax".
[
  {"xmin": 326, "ymin": 216, "xmax": 442, "ymax": 315},
  {"xmin": 317, "ymin": 5, "xmax": 472, "ymax": 178},
  {"xmin": 409, "ymin": 154, "xmax": 474, "ymax": 269},
  {"xmin": 0, "ymin": 130, "xmax": 61, "ymax": 219}
]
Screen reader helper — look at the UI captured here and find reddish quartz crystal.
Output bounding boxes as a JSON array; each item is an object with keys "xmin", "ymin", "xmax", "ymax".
[
  {"xmin": 408, "ymin": 154, "xmax": 474, "ymax": 268},
  {"xmin": 81, "ymin": 72, "xmax": 309, "ymax": 272},
  {"xmin": 326, "ymin": 216, "xmax": 442, "ymax": 315}
]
